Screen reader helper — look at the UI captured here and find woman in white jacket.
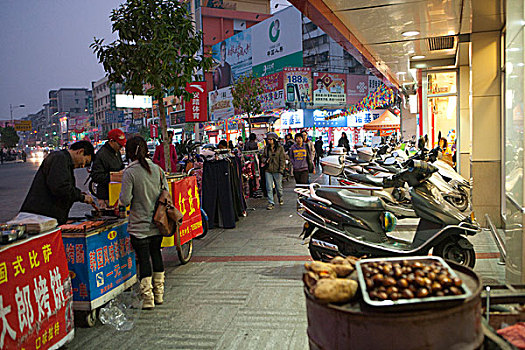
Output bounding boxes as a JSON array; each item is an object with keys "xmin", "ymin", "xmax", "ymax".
[{"xmin": 119, "ymin": 136, "xmax": 168, "ymax": 310}]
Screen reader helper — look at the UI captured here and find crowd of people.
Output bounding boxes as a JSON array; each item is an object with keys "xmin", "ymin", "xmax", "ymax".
[{"xmin": 0, "ymin": 147, "xmax": 26, "ymax": 163}]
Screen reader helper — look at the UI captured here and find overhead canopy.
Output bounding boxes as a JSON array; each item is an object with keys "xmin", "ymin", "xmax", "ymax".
[{"xmin": 363, "ymin": 110, "xmax": 400, "ymax": 130}]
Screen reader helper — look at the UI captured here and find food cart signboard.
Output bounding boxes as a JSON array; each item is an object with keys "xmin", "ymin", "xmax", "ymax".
[
  {"xmin": 185, "ymin": 82, "xmax": 208, "ymax": 122},
  {"xmin": 312, "ymin": 72, "xmax": 347, "ymax": 106},
  {"xmin": 0, "ymin": 228, "xmax": 74, "ymax": 349},
  {"xmin": 62, "ymin": 222, "xmax": 136, "ymax": 306},
  {"xmin": 162, "ymin": 176, "xmax": 203, "ymax": 247}
]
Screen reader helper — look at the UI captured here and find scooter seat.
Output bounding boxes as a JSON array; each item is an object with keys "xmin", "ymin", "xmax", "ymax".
[
  {"xmin": 317, "ymin": 188, "xmax": 385, "ymax": 211},
  {"xmin": 345, "ymin": 173, "xmax": 386, "ymax": 188}
]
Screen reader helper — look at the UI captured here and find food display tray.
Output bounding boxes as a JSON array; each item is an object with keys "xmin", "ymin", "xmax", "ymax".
[{"xmin": 356, "ymin": 256, "xmax": 472, "ymax": 311}]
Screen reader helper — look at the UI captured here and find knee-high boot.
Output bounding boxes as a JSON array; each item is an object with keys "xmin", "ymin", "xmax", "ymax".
[
  {"xmin": 152, "ymin": 271, "xmax": 165, "ymax": 305},
  {"xmin": 140, "ymin": 277, "xmax": 155, "ymax": 310}
]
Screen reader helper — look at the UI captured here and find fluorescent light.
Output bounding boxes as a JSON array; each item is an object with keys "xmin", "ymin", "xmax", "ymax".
[
  {"xmin": 508, "ymin": 47, "xmax": 521, "ymax": 52},
  {"xmin": 412, "ymin": 55, "xmax": 425, "ymax": 59},
  {"xmin": 518, "ymin": 63, "xmax": 525, "ymax": 67},
  {"xmin": 402, "ymin": 30, "xmax": 420, "ymax": 37},
  {"xmin": 397, "ymin": 72, "xmax": 406, "ymax": 75}
]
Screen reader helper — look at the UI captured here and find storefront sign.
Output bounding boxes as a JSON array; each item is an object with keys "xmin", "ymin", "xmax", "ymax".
[
  {"xmin": 0, "ymin": 229, "xmax": 74, "ymax": 349},
  {"xmin": 312, "ymin": 72, "xmax": 347, "ymax": 106},
  {"xmin": 162, "ymin": 177, "xmax": 204, "ymax": 247},
  {"xmin": 59, "ymin": 115, "xmax": 68, "ymax": 134},
  {"xmin": 283, "ymin": 67, "xmax": 312, "ymax": 105},
  {"xmin": 251, "ymin": 7, "xmax": 303, "ymax": 76},
  {"xmin": 280, "ymin": 110, "xmax": 304, "ymax": 129},
  {"xmin": 311, "ymin": 109, "xmax": 346, "ymax": 127},
  {"xmin": 347, "ymin": 74, "xmax": 368, "ymax": 105},
  {"xmin": 209, "ymin": 86, "xmax": 235, "ymax": 121},
  {"xmin": 62, "ymin": 222, "xmax": 135, "ymax": 304},
  {"xmin": 68, "ymin": 116, "xmax": 91, "ymax": 133},
  {"xmin": 185, "ymin": 82, "xmax": 208, "ymax": 122},
  {"xmin": 105, "ymin": 111, "xmax": 124, "ymax": 124},
  {"xmin": 257, "ymin": 72, "xmax": 285, "ymax": 110}
]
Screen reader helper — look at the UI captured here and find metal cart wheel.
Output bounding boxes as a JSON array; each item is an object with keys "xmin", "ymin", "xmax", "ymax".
[
  {"xmin": 177, "ymin": 240, "xmax": 193, "ymax": 265},
  {"xmin": 86, "ymin": 309, "xmax": 97, "ymax": 327}
]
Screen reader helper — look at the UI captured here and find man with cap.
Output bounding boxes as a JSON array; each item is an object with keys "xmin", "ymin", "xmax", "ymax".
[{"xmin": 91, "ymin": 129, "xmax": 126, "ymax": 208}]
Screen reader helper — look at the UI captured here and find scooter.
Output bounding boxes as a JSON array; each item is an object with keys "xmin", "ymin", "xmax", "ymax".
[{"xmin": 296, "ymin": 160, "xmax": 480, "ymax": 268}]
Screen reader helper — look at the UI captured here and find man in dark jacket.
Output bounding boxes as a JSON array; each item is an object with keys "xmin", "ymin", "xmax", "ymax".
[
  {"xmin": 20, "ymin": 141, "xmax": 96, "ymax": 225},
  {"xmin": 91, "ymin": 129, "xmax": 126, "ymax": 207}
]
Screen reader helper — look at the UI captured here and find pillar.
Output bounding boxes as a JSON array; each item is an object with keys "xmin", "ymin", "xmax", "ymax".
[{"xmin": 470, "ymin": 31, "xmax": 501, "ymax": 226}]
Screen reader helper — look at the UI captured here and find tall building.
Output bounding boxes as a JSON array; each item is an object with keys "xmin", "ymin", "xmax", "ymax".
[
  {"xmin": 92, "ymin": 76, "xmax": 126, "ymax": 135},
  {"xmin": 55, "ymin": 88, "xmax": 91, "ymax": 117},
  {"xmin": 302, "ymin": 17, "xmax": 366, "ymax": 74}
]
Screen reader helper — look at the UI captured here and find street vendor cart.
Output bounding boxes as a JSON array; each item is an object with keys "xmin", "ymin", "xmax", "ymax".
[
  {"xmin": 61, "ymin": 217, "xmax": 136, "ymax": 327},
  {"xmin": 0, "ymin": 227, "xmax": 75, "ymax": 349},
  {"xmin": 108, "ymin": 173, "xmax": 204, "ymax": 265}
]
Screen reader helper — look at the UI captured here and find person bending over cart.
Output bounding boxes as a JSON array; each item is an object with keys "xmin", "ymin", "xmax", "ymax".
[
  {"xmin": 20, "ymin": 141, "xmax": 96, "ymax": 225},
  {"xmin": 119, "ymin": 136, "xmax": 168, "ymax": 310}
]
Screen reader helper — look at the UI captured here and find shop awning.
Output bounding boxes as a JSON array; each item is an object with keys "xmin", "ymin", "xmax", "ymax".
[{"xmin": 363, "ymin": 110, "xmax": 400, "ymax": 130}]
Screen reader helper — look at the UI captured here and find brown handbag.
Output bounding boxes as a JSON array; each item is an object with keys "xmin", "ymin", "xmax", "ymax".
[{"xmin": 152, "ymin": 169, "xmax": 184, "ymax": 237}]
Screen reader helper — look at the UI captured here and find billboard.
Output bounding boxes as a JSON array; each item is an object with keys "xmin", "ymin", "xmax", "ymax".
[
  {"xmin": 209, "ymin": 86, "xmax": 235, "ymax": 121},
  {"xmin": 283, "ymin": 67, "xmax": 312, "ymax": 105},
  {"xmin": 257, "ymin": 72, "xmax": 285, "ymax": 110},
  {"xmin": 14, "ymin": 120, "xmax": 32, "ymax": 132},
  {"xmin": 346, "ymin": 74, "xmax": 369, "ymax": 106},
  {"xmin": 312, "ymin": 72, "xmax": 347, "ymax": 106},
  {"xmin": 211, "ymin": 30, "xmax": 252, "ymax": 90},
  {"xmin": 251, "ymin": 7, "xmax": 303, "ymax": 76},
  {"xmin": 210, "ymin": 6, "xmax": 303, "ymax": 88}
]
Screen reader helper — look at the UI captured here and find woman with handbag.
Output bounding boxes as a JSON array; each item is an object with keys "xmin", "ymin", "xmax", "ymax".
[
  {"xmin": 261, "ymin": 132, "xmax": 286, "ymax": 210},
  {"xmin": 119, "ymin": 136, "xmax": 169, "ymax": 310}
]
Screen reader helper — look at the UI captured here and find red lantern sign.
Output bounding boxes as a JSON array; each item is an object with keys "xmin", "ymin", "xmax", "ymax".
[{"xmin": 185, "ymin": 82, "xmax": 208, "ymax": 122}]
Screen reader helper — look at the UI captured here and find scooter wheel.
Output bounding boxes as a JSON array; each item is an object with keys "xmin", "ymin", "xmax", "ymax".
[{"xmin": 433, "ymin": 238, "xmax": 476, "ymax": 268}]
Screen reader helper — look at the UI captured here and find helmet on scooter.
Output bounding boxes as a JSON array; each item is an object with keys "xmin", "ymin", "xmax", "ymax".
[{"xmin": 382, "ymin": 211, "xmax": 397, "ymax": 232}]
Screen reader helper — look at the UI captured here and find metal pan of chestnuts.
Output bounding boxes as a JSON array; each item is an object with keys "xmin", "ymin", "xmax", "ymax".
[{"xmin": 356, "ymin": 256, "xmax": 472, "ymax": 311}]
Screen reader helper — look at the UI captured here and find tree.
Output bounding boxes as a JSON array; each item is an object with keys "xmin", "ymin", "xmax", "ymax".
[
  {"xmin": 231, "ymin": 72, "xmax": 264, "ymax": 136},
  {"xmin": 0, "ymin": 127, "xmax": 20, "ymax": 148},
  {"xmin": 91, "ymin": 0, "xmax": 212, "ymax": 172},
  {"xmin": 138, "ymin": 126, "xmax": 150, "ymax": 140}
]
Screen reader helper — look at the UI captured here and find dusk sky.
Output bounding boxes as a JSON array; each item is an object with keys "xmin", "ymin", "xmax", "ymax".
[{"xmin": 0, "ymin": 0, "xmax": 124, "ymax": 121}]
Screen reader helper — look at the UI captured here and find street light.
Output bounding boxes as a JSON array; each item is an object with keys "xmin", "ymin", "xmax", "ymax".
[{"xmin": 10, "ymin": 104, "xmax": 25, "ymax": 124}]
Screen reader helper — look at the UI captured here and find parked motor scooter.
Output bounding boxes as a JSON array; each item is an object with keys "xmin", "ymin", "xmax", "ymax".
[{"xmin": 296, "ymin": 160, "xmax": 480, "ymax": 268}]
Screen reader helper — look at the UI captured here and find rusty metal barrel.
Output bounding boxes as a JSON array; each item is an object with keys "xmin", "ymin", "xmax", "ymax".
[{"xmin": 305, "ymin": 261, "xmax": 483, "ymax": 350}]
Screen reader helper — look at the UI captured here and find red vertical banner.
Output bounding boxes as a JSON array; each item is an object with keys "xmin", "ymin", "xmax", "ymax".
[
  {"xmin": 171, "ymin": 176, "xmax": 203, "ymax": 245},
  {"xmin": 185, "ymin": 82, "xmax": 208, "ymax": 122},
  {"xmin": 150, "ymin": 124, "xmax": 158, "ymax": 139},
  {"xmin": 0, "ymin": 229, "xmax": 74, "ymax": 349}
]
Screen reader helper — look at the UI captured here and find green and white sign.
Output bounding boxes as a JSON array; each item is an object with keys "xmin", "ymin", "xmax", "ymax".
[{"xmin": 252, "ymin": 6, "xmax": 303, "ymax": 77}]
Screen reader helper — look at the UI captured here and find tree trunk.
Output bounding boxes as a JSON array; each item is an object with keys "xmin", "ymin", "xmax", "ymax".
[
  {"xmin": 247, "ymin": 113, "xmax": 252, "ymax": 136},
  {"xmin": 157, "ymin": 95, "xmax": 171, "ymax": 172}
]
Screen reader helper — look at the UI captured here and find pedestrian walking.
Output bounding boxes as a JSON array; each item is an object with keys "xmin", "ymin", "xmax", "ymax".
[
  {"xmin": 314, "ymin": 137, "xmax": 324, "ymax": 167},
  {"xmin": 338, "ymin": 132, "xmax": 350, "ymax": 152},
  {"xmin": 302, "ymin": 131, "xmax": 316, "ymax": 173},
  {"xmin": 289, "ymin": 133, "xmax": 309, "ymax": 185},
  {"xmin": 20, "ymin": 141, "xmax": 96, "ymax": 225},
  {"xmin": 119, "ymin": 136, "xmax": 168, "ymax": 310},
  {"xmin": 91, "ymin": 129, "xmax": 126, "ymax": 208},
  {"xmin": 261, "ymin": 132, "xmax": 285, "ymax": 210},
  {"xmin": 284, "ymin": 133, "xmax": 294, "ymax": 153},
  {"xmin": 244, "ymin": 133, "xmax": 259, "ymax": 151}
]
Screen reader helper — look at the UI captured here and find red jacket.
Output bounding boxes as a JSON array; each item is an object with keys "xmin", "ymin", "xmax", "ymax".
[{"xmin": 153, "ymin": 143, "xmax": 178, "ymax": 171}]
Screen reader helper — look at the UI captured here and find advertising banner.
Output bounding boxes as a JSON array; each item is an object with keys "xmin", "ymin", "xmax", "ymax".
[
  {"xmin": 69, "ymin": 116, "xmax": 91, "ymax": 133},
  {"xmin": 209, "ymin": 86, "xmax": 235, "ymax": 121},
  {"xmin": 185, "ymin": 82, "xmax": 208, "ymax": 122},
  {"xmin": 115, "ymin": 94, "xmax": 153, "ymax": 109},
  {"xmin": 105, "ymin": 111, "xmax": 124, "ymax": 124},
  {"xmin": 252, "ymin": 7, "xmax": 303, "ymax": 76},
  {"xmin": 211, "ymin": 30, "xmax": 252, "ymax": 89},
  {"xmin": 283, "ymin": 67, "xmax": 312, "ymax": 105},
  {"xmin": 346, "ymin": 74, "xmax": 369, "ymax": 105},
  {"xmin": 0, "ymin": 229, "xmax": 74, "ymax": 349},
  {"xmin": 162, "ymin": 176, "xmax": 203, "ymax": 247},
  {"xmin": 313, "ymin": 72, "xmax": 347, "ymax": 106},
  {"xmin": 257, "ymin": 72, "xmax": 285, "ymax": 110},
  {"xmin": 311, "ymin": 109, "xmax": 347, "ymax": 127},
  {"xmin": 62, "ymin": 222, "xmax": 135, "ymax": 307}
]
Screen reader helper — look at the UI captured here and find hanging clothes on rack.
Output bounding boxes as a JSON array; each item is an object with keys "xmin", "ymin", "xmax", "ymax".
[{"xmin": 202, "ymin": 158, "xmax": 236, "ymax": 229}]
